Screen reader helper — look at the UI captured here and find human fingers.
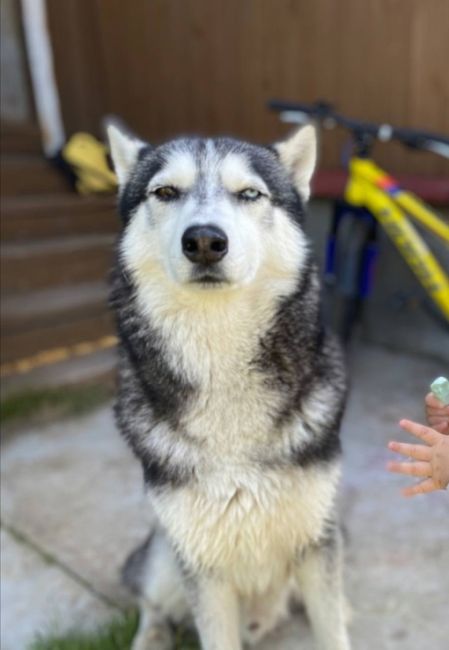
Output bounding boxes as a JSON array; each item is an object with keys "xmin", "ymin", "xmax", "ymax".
[
  {"xmin": 427, "ymin": 417, "xmax": 449, "ymax": 433},
  {"xmin": 426, "ymin": 406, "xmax": 449, "ymax": 420},
  {"xmin": 387, "ymin": 460, "xmax": 432, "ymax": 477},
  {"xmin": 401, "ymin": 478, "xmax": 439, "ymax": 497},
  {"xmin": 431, "ymin": 436, "xmax": 449, "ymax": 490},
  {"xmin": 387, "ymin": 441, "xmax": 432, "ymax": 461},
  {"xmin": 425, "ymin": 393, "xmax": 447, "ymax": 410},
  {"xmin": 399, "ymin": 419, "xmax": 440, "ymax": 445},
  {"xmin": 425, "ymin": 395, "xmax": 449, "ymax": 424}
]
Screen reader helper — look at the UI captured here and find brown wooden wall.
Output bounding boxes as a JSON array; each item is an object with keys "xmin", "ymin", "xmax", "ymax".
[{"xmin": 47, "ymin": 0, "xmax": 449, "ymax": 176}]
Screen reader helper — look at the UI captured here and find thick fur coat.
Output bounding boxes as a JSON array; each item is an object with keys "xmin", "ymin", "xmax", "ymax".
[{"xmin": 108, "ymin": 124, "xmax": 350, "ymax": 650}]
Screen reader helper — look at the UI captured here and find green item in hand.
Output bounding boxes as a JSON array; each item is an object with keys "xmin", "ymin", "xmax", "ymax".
[{"xmin": 430, "ymin": 376, "xmax": 449, "ymax": 406}]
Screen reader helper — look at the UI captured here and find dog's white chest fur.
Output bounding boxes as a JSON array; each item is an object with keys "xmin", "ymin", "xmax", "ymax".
[
  {"xmin": 137, "ymin": 279, "xmax": 290, "ymax": 444},
  {"xmin": 152, "ymin": 463, "xmax": 339, "ymax": 595},
  {"xmin": 138, "ymin": 284, "xmax": 339, "ymax": 595}
]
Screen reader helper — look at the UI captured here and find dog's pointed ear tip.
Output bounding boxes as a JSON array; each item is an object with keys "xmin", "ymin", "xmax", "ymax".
[
  {"xmin": 292, "ymin": 123, "xmax": 317, "ymax": 146},
  {"xmin": 275, "ymin": 123, "xmax": 317, "ymax": 155},
  {"xmin": 302, "ymin": 123, "xmax": 317, "ymax": 139},
  {"xmin": 106, "ymin": 123, "xmax": 116, "ymax": 142},
  {"xmin": 297, "ymin": 122, "xmax": 315, "ymax": 134},
  {"xmin": 105, "ymin": 121, "xmax": 117, "ymax": 135},
  {"xmin": 106, "ymin": 122, "xmax": 128, "ymax": 146}
]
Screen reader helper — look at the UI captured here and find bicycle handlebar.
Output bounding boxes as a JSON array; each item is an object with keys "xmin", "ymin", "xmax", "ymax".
[{"xmin": 268, "ymin": 99, "xmax": 449, "ymax": 156}]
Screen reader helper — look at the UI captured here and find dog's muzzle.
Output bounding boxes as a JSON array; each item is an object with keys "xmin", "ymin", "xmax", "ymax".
[{"xmin": 182, "ymin": 224, "xmax": 228, "ymax": 266}]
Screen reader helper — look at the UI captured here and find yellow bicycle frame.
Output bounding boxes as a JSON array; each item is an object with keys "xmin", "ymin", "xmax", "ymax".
[{"xmin": 344, "ymin": 157, "xmax": 449, "ymax": 321}]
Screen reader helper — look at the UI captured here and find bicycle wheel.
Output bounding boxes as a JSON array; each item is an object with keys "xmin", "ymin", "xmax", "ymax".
[{"xmin": 323, "ymin": 200, "xmax": 378, "ymax": 343}]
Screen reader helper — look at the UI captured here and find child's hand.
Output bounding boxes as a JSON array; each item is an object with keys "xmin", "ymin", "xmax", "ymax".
[
  {"xmin": 425, "ymin": 392, "xmax": 449, "ymax": 433},
  {"xmin": 387, "ymin": 419, "xmax": 449, "ymax": 496}
]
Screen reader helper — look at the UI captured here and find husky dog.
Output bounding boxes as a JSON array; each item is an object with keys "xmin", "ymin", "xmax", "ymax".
[{"xmin": 108, "ymin": 123, "xmax": 350, "ymax": 650}]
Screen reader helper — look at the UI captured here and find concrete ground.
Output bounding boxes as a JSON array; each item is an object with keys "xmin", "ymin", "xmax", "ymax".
[{"xmin": 1, "ymin": 343, "xmax": 448, "ymax": 650}]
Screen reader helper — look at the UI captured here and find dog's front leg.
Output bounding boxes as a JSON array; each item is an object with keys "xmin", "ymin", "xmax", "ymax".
[
  {"xmin": 294, "ymin": 527, "xmax": 351, "ymax": 650},
  {"xmin": 188, "ymin": 574, "xmax": 241, "ymax": 650}
]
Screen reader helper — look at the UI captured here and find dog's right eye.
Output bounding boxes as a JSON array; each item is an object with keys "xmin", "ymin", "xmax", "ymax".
[
  {"xmin": 236, "ymin": 188, "xmax": 263, "ymax": 202},
  {"xmin": 152, "ymin": 186, "xmax": 180, "ymax": 201}
]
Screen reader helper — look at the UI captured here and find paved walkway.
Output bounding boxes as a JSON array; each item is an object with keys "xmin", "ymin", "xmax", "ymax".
[{"xmin": 1, "ymin": 344, "xmax": 448, "ymax": 649}]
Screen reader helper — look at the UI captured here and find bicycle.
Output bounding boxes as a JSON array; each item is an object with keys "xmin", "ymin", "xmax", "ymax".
[{"xmin": 269, "ymin": 100, "xmax": 449, "ymax": 342}]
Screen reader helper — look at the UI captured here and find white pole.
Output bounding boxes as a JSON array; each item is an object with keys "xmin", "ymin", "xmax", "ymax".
[{"xmin": 20, "ymin": 0, "xmax": 65, "ymax": 156}]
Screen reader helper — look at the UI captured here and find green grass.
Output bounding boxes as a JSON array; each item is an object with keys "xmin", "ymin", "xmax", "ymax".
[
  {"xmin": 29, "ymin": 613, "xmax": 199, "ymax": 650},
  {"xmin": 30, "ymin": 613, "xmax": 138, "ymax": 650},
  {"xmin": 0, "ymin": 382, "xmax": 113, "ymax": 428}
]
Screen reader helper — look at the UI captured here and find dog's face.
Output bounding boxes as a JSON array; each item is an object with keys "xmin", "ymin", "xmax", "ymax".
[{"xmin": 109, "ymin": 126, "xmax": 316, "ymax": 291}]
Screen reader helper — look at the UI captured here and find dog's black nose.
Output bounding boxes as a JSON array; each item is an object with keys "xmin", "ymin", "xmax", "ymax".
[{"xmin": 182, "ymin": 225, "xmax": 228, "ymax": 265}]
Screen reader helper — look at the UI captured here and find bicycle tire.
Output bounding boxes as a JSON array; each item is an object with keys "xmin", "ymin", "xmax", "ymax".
[{"xmin": 323, "ymin": 203, "xmax": 377, "ymax": 343}]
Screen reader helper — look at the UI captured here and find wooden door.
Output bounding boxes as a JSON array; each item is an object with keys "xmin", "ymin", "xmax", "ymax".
[{"xmin": 46, "ymin": 0, "xmax": 449, "ymax": 176}]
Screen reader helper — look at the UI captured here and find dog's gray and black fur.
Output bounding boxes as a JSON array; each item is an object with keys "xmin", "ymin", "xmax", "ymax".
[{"xmin": 108, "ymin": 124, "xmax": 350, "ymax": 650}]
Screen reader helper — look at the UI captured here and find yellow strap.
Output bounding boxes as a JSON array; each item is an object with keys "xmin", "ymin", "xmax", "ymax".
[{"xmin": 63, "ymin": 133, "xmax": 117, "ymax": 194}]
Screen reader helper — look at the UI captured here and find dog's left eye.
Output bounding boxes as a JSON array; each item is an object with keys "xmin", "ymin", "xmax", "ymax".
[
  {"xmin": 237, "ymin": 188, "xmax": 263, "ymax": 202},
  {"xmin": 152, "ymin": 186, "xmax": 180, "ymax": 201}
]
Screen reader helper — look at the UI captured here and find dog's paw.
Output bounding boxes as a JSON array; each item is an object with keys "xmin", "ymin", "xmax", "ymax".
[
  {"xmin": 131, "ymin": 622, "xmax": 173, "ymax": 650},
  {"xmin": 242, "ymin": 600, "xmax": 290, "ymax": 645},
  {"xmin": 242, "ymin": 619, "xmax": 267, "ymax": 646}
]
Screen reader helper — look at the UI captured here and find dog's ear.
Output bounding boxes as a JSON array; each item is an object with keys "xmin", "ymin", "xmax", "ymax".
[
  {"xmin": 107, "ymin": 124, "xmax": 147, "ymax": 186},
  {"xmin": 274, "ymin": 125, "xmax": 317, "ymax": 202}
]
